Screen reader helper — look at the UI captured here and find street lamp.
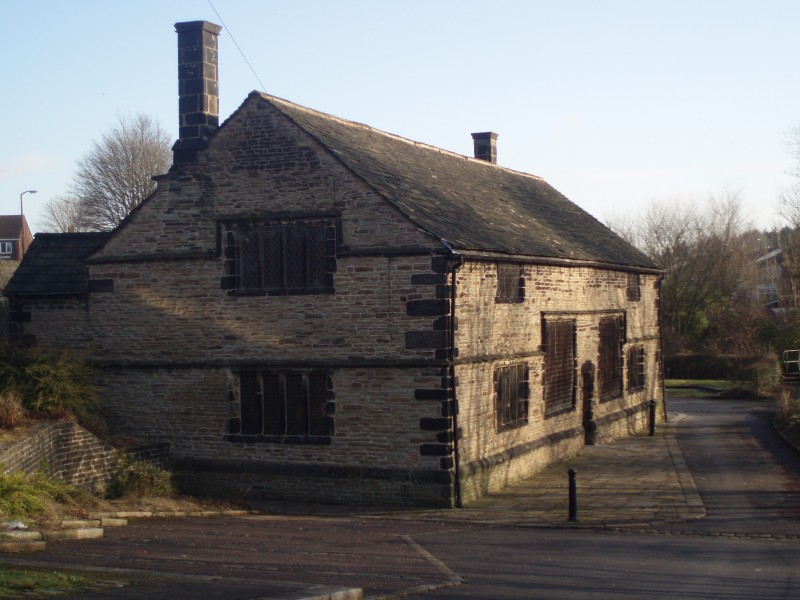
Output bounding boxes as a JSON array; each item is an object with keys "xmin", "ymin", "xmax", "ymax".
[
  {"xmin": 20, "ymin": 189, "xmax": 36, "ymax": 216},
  {"xmin": 19, "ymin": 189, "xmax": 36, "ymax": 257}
]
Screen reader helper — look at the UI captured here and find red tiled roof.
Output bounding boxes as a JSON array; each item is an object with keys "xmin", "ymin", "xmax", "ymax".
[{"xmin": 0, "ymin": 215, "xmax": 25, "ymax": 239}]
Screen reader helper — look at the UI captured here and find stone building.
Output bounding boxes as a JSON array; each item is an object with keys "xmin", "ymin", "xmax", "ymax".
[{"xmin": 5, "ymin": 21, "xmax": 663, "ymax": 507}]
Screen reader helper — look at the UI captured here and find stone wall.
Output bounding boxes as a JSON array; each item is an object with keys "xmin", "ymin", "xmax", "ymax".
[
  {"xmin": 92, "ymin": 95, "xmax": 431, "ymax": 261},
  {"xmin": 453, "ymin": 262, "xmax": 663, "ymax": 502},
  {"xmin": 0, "ymin": 421, "xmax": 119, "ymax": 492},
  {"xmin": 7, "ymin": 94, "xmax": 664, "ymax": 507},
  {"xmin": 12, "ymin": 296, "xmax": 90, "ymax": 347}
]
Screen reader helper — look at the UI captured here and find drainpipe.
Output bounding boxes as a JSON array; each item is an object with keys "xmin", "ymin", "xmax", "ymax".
[
  {"xmin": 448, "ymin": 253, "xmax": 465, "ymax": 507},
  {"xmin": 657, "ymin": 274, "xmax": 668, "ymax": 422}
]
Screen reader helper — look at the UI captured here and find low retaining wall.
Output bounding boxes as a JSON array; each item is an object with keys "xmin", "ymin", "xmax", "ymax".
[{"xmin": 0, "ymin": 421, "xmax": 119, "ymax": 492}]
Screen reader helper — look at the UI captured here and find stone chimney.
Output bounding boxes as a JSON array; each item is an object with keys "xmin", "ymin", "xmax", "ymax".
[
  {"xmin": 173, "ymin": 21, "xmax": 223, "ymax": 163},
  {"xmin": 471, "ymin": 132, "xmax": 498, "ymax": 164}
]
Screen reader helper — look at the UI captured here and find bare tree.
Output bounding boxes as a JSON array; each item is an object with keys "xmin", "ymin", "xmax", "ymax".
[
  {"xmin": 39, "ymin": 195, "xmax": 87, "ymax": 233},
  {"xmin": 70, "ymin": 114, "xmax": 171, "ymax": 231},
  {"xmin": 609, "ymin": 191, "xmax": 758, "ymax": 354},
  {"xmin": 778, "ymin": 124, "xmax": 800, "ymax": 312}
]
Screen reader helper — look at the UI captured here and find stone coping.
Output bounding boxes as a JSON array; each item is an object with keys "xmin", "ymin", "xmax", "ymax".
[{"xmin": 0, "ymin": 509, "xmax": 251, "ymax": 554}]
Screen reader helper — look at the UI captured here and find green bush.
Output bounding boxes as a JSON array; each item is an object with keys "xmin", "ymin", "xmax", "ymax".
[
  {"xmin": 0, "ymin": 469, "xmax": 93, "ymax": 520},
  {"xmin": 106, "ymin": 455, "xmax": 174, "ymax": 500},
  {"xmin": 0, "ymin": 471, "xmax": 49, "ymax": 518},
  {"xmin": 665, "ymin": 353, "xmax": 781, "ymax": 397},
  {"xmin": 0, "ymin": 345, "xmax": 98, "ymax": 422}
]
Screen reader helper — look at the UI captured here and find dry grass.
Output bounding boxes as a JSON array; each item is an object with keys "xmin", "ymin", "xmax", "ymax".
[
  {"xmin": 0, "ymin": 472, "xmax": 241, "ymax": 531},
  {"xmin": 0, "ymin": 391, "xmax": 28, "ymax": 429},
  {"xmin": 774, "ymin": 386, "xmax": 800, "ymax": 446}
]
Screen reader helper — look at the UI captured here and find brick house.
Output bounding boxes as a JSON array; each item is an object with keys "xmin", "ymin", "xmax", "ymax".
[
  {"xmin": 0, "ymin": 215, "xmax": 33, "ymax": 262},
  {"xmin": 5, "ymin": 21, "xmax": 663, "ymax": 507}
]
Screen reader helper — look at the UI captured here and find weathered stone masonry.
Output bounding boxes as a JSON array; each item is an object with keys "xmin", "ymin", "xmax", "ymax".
[
  {"xmin": 5, "ymin": 20, "xmax": 663, "ymax": 508},
  {"xmin": 452, "ymin": 261, "xmax": 662, "ymax": 502}
]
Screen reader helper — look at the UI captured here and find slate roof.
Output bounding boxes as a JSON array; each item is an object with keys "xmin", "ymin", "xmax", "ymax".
[
  {"xmin": 4, "ymin": 232, "xmax": 111, "ymax": 295},
  {"xmin": 256, "ymin": 93, "xmax": 658, "ymax": 270}
]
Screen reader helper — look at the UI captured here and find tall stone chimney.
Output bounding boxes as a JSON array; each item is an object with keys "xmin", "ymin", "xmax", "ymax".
[
  {"xmin": 173, "ymin": 21, "xmax": 222, "ymax": 163},
  {"xmin": 471, "ymin": 132, "xmax": 498, "ymax": 164}
]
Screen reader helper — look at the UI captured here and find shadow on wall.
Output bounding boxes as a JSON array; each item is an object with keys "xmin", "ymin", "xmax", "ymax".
[{"xmin": 0, "ymin": 420, "xmax": 171, "ymax": 494}]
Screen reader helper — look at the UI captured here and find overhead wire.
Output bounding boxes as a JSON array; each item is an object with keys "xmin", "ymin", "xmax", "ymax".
[{"xmin": 206, "ymin": 0, "xmax": 267, "ymax": 92}]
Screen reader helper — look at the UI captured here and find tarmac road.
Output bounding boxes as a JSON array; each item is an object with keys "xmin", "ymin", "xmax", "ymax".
[
  {"xmin": 410, "ymin": 525, "xmax": 800, "ymax": 599},
  {"xmin": 671, "ymin": 397, "xmax": 800, "ymax": 535},
  {"xmin": 411, "ymin": 397, "xmax": 800, "ymax": 599},
  {"xmin": 4, "ymin": 396, "xmax": 800, "ymax": 599}
]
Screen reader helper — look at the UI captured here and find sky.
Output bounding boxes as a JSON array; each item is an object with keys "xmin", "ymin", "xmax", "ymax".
[{"xmin": 4, "ymin": 0, "xmax": 800, "ymax": 234}]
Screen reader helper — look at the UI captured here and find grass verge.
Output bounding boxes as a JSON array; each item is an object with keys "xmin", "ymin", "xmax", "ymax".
[
  {"xmin": 0, "ymin": 470, "xmax": 100, "ymax": 528},
  {"xmin": 665, "ymin": 379, "xmax": 734, "ymax": 398},
  {"xmin": 0, "ymin": 566, "xmax": 126, "ymax": 598}
]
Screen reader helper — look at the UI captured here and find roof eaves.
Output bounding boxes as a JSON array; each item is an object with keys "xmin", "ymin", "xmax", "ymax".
[{"xmin": 455, "ymin": 248, "xmax": 663, "ymax": 273}]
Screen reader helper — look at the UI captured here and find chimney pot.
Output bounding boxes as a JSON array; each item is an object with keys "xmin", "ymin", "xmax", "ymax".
[
  {"xmin": 471, "ymin": 132, "xmax": 498, "ymax": 164},
  {"xmin": 173, "ymin": 21, "xmax": 222, "ymax": 163}
]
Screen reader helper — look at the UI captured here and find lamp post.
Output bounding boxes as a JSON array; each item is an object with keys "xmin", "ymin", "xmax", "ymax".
[{"xmin": 19, "ymin": 189, "xmax": 36, "ymax": 257}]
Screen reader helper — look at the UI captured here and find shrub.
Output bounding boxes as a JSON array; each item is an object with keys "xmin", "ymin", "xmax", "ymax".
[
  {"xmin": 0, "ymin": 469, "xmax": 94, "ymax": 521},
  {"xmin": 776, "ymin": 386, "xmax": 797, "ymax": 420},
  {"xmin": 0, "ymin": 470, "xmax": 49, "ymax": 518},
  {"xmin": 666, "ymin": 353, "xmax": 781, "ymax": 397},
  {"xmin": 750, "ymin": 355, "xmax": 781, "ymax": 397},
  {"xmin": 106, "ymin": 455, "xmax": 174, "ymax": 500},
  {"xmin": 0, "ymin": 391, "xmax": 27, "ymax": 429},
  {"xmin": 0, "ymin": 345, "xmax": 98, "ymax": 422},
  {"xmin": 775, "ymin": 386, "xmax": 800, "ymax": 446}
]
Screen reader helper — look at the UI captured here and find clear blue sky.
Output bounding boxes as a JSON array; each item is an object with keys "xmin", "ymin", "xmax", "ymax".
[{"xmin": 4, "ymin": 0, "xmax": 799, "ymax": 233}]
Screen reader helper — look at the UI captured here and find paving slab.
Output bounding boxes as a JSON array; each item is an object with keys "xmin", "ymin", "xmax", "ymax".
[{"xmin": 329, "ymin": 414, "xmax": 705, "ymax": 529}]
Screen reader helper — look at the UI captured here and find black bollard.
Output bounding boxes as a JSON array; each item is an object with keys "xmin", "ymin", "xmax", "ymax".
[
  {"xmin": 568, "ymin": 468, "xmax": 577, "ymax": 522},
  {"xmin": 649, "ymin": 399, "xmax": 656, "ymax": 436}
]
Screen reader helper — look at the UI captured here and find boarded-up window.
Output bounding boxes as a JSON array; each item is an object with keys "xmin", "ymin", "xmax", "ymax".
[
  {"xmin": 222, "ymin": 219, "xmax": 335, "ymax": 295},
  {"xmin": 627, "ymin": 273, "xmax": 641, "ymax": 301},
  {"xmin": 495, "ymin": 364, "xmax": 529, "ymax": 429},
  {"xmin": 231, "ymin": 372, "xmax": 332, "ymax": 440},
  {"xmin": 599, "ymin": 316, "xmax": 625, "ymax": 400},
  {"xmin": 543, "ymin": 319, "xmax": 577, "ymax": 415},
  {"xmin": 628, "ymin": 346, "xmax": 646, "ymax": 391},
  {"xmin": 496, "ymin": 263, "xmax": 524, "ymax": 303}
]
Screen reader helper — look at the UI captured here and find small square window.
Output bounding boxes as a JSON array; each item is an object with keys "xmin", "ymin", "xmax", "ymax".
[{"xmin": 496, "ymin": 263, "xmax": 524, "ymax": 303}]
